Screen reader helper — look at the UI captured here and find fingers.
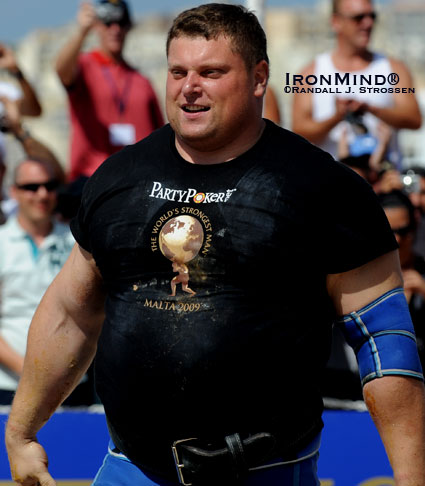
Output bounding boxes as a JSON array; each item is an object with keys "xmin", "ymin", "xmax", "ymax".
[
  {"xmin": 78, "ymin": 2, "xmax": 97, "ymax": 32},
  {"xmin": 12, "ymin": 471, "xmax": 56, "ymax": 486},
  {"xmin": 37, "ymin": 471, "xmax": 57, "ymax": 486}
]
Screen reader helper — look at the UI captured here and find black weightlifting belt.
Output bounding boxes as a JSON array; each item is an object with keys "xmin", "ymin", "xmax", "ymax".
[
  {"xmin": 110, "ymin": 428, "xmax": 321, "ymax": 486},
  {"xmin": 171, "ymin": 432, "xmax": 277, "ymax": 485}
]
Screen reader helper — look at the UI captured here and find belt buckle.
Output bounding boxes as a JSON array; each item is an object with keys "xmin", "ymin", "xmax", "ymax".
[{"xmin": 172, "ymin": 437, "xmax": 198, "ymax": 486}]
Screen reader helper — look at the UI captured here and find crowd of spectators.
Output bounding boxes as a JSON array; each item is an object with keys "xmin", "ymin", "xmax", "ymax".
[
  {"xmin": 0, "ymin": 0, "xmax": 424, "ymax": 408},
  {"xmin": 0, "ymin": 0, "xmax": 164, "ymax": 406},
  {"xmin": 290, "ymin": 0, "xmax": 423, "ymax": 403}
]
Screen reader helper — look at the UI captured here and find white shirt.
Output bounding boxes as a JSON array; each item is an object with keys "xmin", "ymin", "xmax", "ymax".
[
  {"xmin": 0, "ymin": 216, "xmax": 75, "ymax": 390},
  {"xmin": 312, "ymin": 52, "xmax": 401, "ymax": 166}
]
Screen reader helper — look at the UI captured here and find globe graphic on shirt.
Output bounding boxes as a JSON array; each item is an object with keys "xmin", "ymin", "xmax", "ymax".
[{"xmin": 159, "ymin": 216, "xmax": 204, "ymax": 263}]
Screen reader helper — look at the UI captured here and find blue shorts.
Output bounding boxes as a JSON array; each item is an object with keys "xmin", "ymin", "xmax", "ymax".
[{"xmin": 92, "ymin": 434, "xmax": 321, "ymax": 486}]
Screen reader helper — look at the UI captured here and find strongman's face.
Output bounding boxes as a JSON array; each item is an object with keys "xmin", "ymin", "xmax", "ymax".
[{"xmin": 166, "ymin": 35, "xmax": 266, "ymax": 156}]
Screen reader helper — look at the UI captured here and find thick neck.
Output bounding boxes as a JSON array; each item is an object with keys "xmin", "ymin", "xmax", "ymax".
[{"xmin": 175, "ymin": 118, "xmax": 266, "ymax": 165}]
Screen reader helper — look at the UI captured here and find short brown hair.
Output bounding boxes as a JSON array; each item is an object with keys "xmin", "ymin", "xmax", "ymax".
[{"xmin": 166, "ymin": 3, "xmax": 269, "ymax": 70}]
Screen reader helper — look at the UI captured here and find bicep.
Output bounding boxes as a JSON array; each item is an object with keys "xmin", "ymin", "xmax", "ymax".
[
  {"xmin": 327, "ymin": 250, "xmax": 403, "ymax": 316},
  {"xmin": 39, "ymin": 243, "xmax": 105, "ymax": 336}
]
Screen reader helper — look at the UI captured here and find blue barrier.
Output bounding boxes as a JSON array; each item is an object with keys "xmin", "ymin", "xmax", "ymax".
[{"xmin": 0, "ymin": 409, "xmax": 393, "ymax": 485}]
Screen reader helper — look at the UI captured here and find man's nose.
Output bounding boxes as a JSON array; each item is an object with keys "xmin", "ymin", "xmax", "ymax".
[
  {"xmin": 36, "ymin": 185, "xmax": 51, "ymax": 197},
  {"xmin": 182, "ymin": 72, "xmax": 202, "ymax": 96}
]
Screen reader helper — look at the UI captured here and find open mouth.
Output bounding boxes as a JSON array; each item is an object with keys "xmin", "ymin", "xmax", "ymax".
[{"xmin": 182, "ymin": 105, "xmax": 210, "ymax": 113}]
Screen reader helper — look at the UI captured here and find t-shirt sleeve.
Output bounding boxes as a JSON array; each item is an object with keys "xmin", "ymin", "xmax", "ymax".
[
  {"xmin": 70, "ymin": 179, "xmax": 95, "ymax": 253},
  {"xmin": 70, "ymin": 148, "xmax": 130, "ymax": 253},
  {"xmin": 316, "ymin": 158, "xmax": 398, "ymax": 274}
]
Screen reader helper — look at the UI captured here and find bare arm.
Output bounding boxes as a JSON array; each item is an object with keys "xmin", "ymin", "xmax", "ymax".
[
  {"xmin": 0, "ymin": 43, "xmax": 42, "ymax": 117},
  {"xmin": 0, "ymin": 96, "xmax": 65, "ymax": 183},
  {"xmin": 5, "ymin": 244, "xmax": 105, "ymax": 486},
  {"xmin": 369, "ymin": 123, "xmax": 393, "ymax": 171},
  {"xmin": 55, "ymin": 2, "xmax": 96, "ymax": 87},
  {"xmin": 365, "ymin": 59, "xmax": 422, "ymax": 130},
  {"xmin": 327, "ymin": 250, "xmax": 425, "ymax": 485},
  {"xmin": 291, "ymin": 61, "xmax": 349, "ymax": 144}
]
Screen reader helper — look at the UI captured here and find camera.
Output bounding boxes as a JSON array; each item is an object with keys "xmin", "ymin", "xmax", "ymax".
[
  {"xmin": 401, "ymin": 170, "xmax": 421, "ymax": 194},
  {"xmin": 94, "ymin": 2, "xmax": 130, "ymax": 25},
  {"xmin": 345, "ymin": 110, "xmax": 364, "ymax": 127}
]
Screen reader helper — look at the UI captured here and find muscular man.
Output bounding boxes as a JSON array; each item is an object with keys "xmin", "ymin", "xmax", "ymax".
[
  {"xmin": 292, "ymin": 0, "xmax": 421, "ymax": 166},
  {"xmin": 6, "ymin": 4, "xmax": 425, "ymax": 486},
  {"xmin": 55, "ymin": 0, "xmax": 164, "ymax": 181}
]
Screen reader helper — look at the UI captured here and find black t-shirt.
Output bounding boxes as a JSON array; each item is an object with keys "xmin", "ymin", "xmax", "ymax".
[{"xmin": 71, "ymin": 121, "xmax": 397, "ymax": 473}]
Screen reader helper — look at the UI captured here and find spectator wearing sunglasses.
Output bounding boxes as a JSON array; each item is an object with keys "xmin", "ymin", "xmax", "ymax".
[
  {"xmin": 0, "ymin": 158, "xmax": 77, "ymax": 405},
  {"xmin": 55, "ymin": 0, "xmax": 164, "ymax": 186},
  {"xmin": 378, "ymin": 189, "xmax": 425, "ymax": 368},
  {"xmin": 0, "ymin": 95, "xmax": 66, "ymax": 223},
  {"xmin": 292, "ymin": 0, "xmax": 421, "ymax": 168}
]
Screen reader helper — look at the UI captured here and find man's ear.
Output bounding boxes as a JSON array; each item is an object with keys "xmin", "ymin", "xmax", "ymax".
[{"xmin": 253, "ymin": 60, "xmax": 269, "ymax": 98}]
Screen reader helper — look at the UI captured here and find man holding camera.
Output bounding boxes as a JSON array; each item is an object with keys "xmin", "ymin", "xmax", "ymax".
[
  {"xmin": 291, "ymin": 0, "xmax": 422, "ymax": 167},
  {"xmin": 55, "ymin": 0, "xmax": 164, "ymax": 182}
]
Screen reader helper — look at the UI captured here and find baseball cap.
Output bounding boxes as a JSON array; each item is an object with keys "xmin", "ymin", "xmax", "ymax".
[{"xmin": 95, "ymin": 0, "xmax": 132, "ymax": 27}]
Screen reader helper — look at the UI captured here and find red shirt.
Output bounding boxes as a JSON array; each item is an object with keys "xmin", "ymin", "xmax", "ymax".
[{"xmin": 67, "ymin": 50, "xmax": 164, "ymax": 181}]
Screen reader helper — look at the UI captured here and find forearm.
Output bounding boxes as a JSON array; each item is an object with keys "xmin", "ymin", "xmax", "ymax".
[
  {"xmin": 0, "ymin": 335, "xmax": 24, "ymax": 376},
  {"xmin": 15, "ymin": 76, "xmax": 42, "ymax": 117},
  {"xmin": 364, "ymin": 376, "xmax": 425, "ymax": 485},
  {"xmin": 5, "ymin": 245, "xmax": 104, "ymax": 486},
  {"xmin": 55, "ymin": 28, "xmax": 88, "ymax": 87},
  {"xmin": 7, "ymin": 245, "xmax": 105, "ymax": 439},
  {"xmin": 369, "ymin": 140, "xmax": 388, "ymax": 171},
  {"xmin": 292, "ymin": 112, "xmax": 343, "ymax": 144},
  {"xmin": 9, "ymin": 124, "xmax": 65, "ymax": 183},
  {"xmin": 7, "ymin": 297, "xmax": 101, "ymax": 441}
]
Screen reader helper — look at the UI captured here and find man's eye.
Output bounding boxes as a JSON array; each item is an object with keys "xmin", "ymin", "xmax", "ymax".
[
  {"xmin": 203, "ymin": 70, "xmax": 222, "ymax": 78},
  {"xmin": 171, "ymin": 70, "xmax": 186, "ymax": 79}
]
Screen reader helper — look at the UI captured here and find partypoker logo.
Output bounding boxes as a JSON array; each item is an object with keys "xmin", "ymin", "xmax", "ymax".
[{"xmin": 149, "ymin": 182, "xmax": 237, "ymax": 204}]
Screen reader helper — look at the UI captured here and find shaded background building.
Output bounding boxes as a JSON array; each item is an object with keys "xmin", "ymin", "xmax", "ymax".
[{"xmin": 1, "ymin": 0, "xmax": 424, "ymax": 178}]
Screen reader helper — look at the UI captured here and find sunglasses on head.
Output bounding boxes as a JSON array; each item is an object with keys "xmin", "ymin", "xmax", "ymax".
[
  {"xmin": 15, "ymin": 179, "xmax": 60, "ymax": 193},
  {"xmin": 392, "ymin": 225, "xmax": 413, "ymax": 237},
  {"xmin": 339, "ymin": 11, "xmax": 377, "ymax": 22}
]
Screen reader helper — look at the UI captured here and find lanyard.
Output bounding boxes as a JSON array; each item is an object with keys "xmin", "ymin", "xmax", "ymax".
[{"xmin": 101, "ymin": 66, "xmax": 134, "ymax": 115}]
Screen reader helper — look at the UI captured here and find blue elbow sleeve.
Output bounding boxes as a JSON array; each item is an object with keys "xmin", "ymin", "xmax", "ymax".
[{"xmin": 337, "ymin": 287, "xmax": 424, "ymax": 386}]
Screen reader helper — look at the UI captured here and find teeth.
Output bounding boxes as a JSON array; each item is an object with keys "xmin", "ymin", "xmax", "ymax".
[{"xmin": 183, "ymin": 105, "xmax": 209, "ymax": 112}]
